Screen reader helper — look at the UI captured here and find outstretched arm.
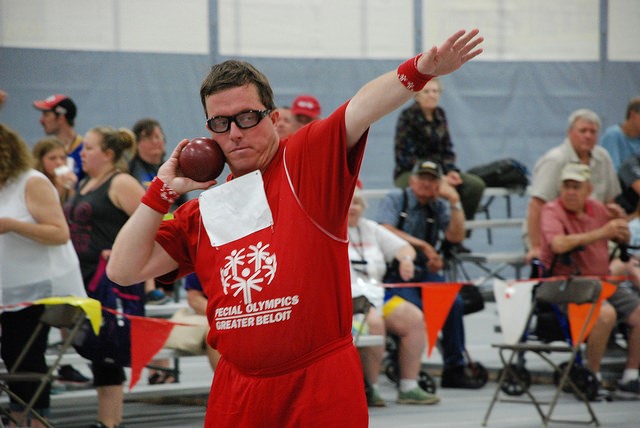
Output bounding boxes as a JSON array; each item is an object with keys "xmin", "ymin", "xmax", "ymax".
[{"xmin": 345, "ymin": 29, "xmax": 483, "ymax": 148}]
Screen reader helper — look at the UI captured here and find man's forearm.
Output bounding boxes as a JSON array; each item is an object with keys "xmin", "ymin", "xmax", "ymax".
[
  {"xmin": 527, "ymin": 198, "xmax": 544, "ymax": 250},
  {"xmin": 550, "ymin": 228, "xmax": 605, "ymax": 255},
  {"xmin": 445, "ymin": 202, "xmax": 465, "ymax": 243}
]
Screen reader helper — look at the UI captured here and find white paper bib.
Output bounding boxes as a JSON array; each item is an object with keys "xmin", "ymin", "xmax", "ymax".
[{"xmin": 199, "ymin": 171, "xmax": 274, "ymax": 247}]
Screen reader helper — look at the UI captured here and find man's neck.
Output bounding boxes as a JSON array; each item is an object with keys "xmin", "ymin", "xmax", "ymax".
[
  {"xmin": 56, "ymin": 127, "xmax": 78, "ymax": 152},
  {"xmin": 570, "ymin": 144, "xmax": 591, "ymax": 164},
  {"xmin": 138, "ymin": 152, "xmax": 162, "ymax": 166}
]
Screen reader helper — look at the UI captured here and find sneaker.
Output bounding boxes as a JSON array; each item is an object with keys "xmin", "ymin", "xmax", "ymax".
[
  {"xmin": 397, "ymin": 387, "xmax": 440, "ymax": 405},
  {"xmin": 441, "ymin": 365, "xmax": 485, "ymax": 389},
  {"xmin": 58, "ymin": 364, "xmax": 91, "ymax": 384},
  {"xmin": 617, "ymin": 378, "xmax": 640, "ymax": 397},
  {"xmin": 145, "ymin": 289, "xmax": 170, "ymax": 305},
  {"xmin": 366, "ymin": 385, "xmax": 386, "ymax": 407}
]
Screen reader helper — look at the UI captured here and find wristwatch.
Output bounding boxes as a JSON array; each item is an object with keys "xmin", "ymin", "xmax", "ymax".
[{"xmin": 450, "ymin": 201, "xmax": 463, "ymax": 211}]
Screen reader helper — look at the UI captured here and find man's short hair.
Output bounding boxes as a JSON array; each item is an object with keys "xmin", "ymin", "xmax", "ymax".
[
  {"xmin": 199, "ymin": 60, "xmax": 276, "ymax": 119},
  {"xmin": 626, "ymin": 97, "xmax": 640, "ymax": 120},
  {"xmin": 567, "ymin": 108, "xmax": 601, "ymax": 130}
]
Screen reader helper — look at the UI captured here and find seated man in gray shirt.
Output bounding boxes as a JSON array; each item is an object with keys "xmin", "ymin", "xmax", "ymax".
[{"xmin": 526, "ymin": 109, "xmax": 621, "ymax": 263}]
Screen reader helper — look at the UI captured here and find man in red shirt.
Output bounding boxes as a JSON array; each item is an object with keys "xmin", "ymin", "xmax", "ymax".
[
  {"xmin": 107, "ymin": 30, "xmax": 484, "ymax": 427},
  {"xmin": 291, "ymin": 94, "xmax": 322, "ymax": 131},
  {"xmin": 540, "ymin": 162, "xmax": 640, "ymax": 396}
]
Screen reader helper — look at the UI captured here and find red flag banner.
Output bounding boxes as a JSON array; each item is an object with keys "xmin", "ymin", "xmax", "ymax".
[
  {"xmin": 128, "ymin": 315, "xmax": 175, "ymax": 390},
  {"xmin": 420, "ymin": 283, "xmax": 463, "ymax": 356},
  {"xmin": 567, "ymin": 281, "xmax": 617, "ymax": 345}
]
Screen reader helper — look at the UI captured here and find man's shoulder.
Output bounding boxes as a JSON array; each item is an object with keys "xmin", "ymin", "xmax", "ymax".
[
  {"xmin": 69, "ymin": 135, "xmax": 83, "ymax": 154},
  {"xmin": 542, "ymin": 198, "xmax": 563, "ymax": 213},
  {"xmin": 382, "ymin": 188, "xmax": 404, "ymax": 203},
  {"xmin": 533, "ymin": 145, "xmax": 568, "ymax": 173},
  {"xmin": 600, "ymin": 124, "xmax": 623, "ymax": 141},
  {"xmin": 592, "ymin": 145, "xmax": 615, "ymax": 162},
  {"xmin": 360, "ymin": 217, "xmax": 381, "ymax": 231}
]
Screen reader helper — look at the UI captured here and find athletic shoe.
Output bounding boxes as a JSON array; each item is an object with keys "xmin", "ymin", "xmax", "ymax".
[
  {"xmin": 397, "ymin": 387, "xmax": 440, "ymax": 405},
  {"xmin": 366, "ymin": 385, "xmax": 386, "ymax": 407},
  {"xmin": 617, "ymin": 378, "xmax": 640, "ymax": 397},
  {"xmin": 145, "ymin": 289, "xmax": 170, "ymax": 305},
  {"xmin": 441, "ymin": 365, "xmax": 485, "ymax": 389},
  {"xmin": 57, "ymin": 364, "xmax": 91, "ymax": 384}
]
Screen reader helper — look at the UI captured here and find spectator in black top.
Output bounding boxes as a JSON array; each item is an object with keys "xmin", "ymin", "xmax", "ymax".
[{"xmin": 393, "ymin": 78, "xmax": 485, "ymax": 233}]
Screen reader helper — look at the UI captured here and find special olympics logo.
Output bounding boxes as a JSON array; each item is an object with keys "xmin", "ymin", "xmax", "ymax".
[{"xmin": 220, "ymin": 242, "xmax": 277, "ymax": 304}]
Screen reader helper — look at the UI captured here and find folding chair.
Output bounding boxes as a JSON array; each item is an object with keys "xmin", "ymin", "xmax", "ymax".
[
  {"xmin": 444, "ymin": 250, "xmax": 526, "ymax": 288},
  {"xmin": 0, "ymin": 303, "xmax": 87, "ymax": 428},
  {"xmin": 482, "ymin": 277, "xmax": 603, "ymax": 427},
  {"xmin": 351, "ymin": 295, "xmax": 373, "ymax": 347}
]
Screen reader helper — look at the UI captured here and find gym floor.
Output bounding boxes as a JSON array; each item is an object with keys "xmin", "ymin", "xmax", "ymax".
[{"xmin": 49, "ymin": 301, "xmax": 638, "ymax": 427}]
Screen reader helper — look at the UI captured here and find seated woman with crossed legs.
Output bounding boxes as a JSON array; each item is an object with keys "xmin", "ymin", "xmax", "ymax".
[{"xmin": 348, "ymin": 188, "xmax": 439, "ymax": 406}]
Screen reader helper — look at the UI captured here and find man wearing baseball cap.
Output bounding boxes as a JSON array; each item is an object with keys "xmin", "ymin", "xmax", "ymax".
[
  {"xmin": 33, "ymin": 94, "xmax": 84, "ymax": 181},
  {"xmin": 291, "ymin": 94, "xmax": 322, "ymax": 131},
  {"xmin": 376, "ymin": 159, "xmax": 486, "ymax": 389},
  {"xmin": 33, "ymin": 94, "xmax": 88, "ymax": 385},
  {"xmin": 539, "ymin": 162, "xmax": 640, "ymax": 397}
]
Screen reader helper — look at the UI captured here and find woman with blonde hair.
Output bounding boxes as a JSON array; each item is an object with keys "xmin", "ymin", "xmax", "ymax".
[
  {"xmin": 64, "ymin": 126, "xmax": 145, "ymax": 428},
  {"xmin": 0, "ymin": 124, "xmax": 85, "ymax": 427},
  {"xmin": 32, "ymin": 137, "xmax": 77, "ymax": 203}
]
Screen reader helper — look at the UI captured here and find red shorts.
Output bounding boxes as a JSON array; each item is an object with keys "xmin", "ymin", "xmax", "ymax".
[{"xmin": 205, "ymin": 338, "xmax": 368, "ymax": 427}]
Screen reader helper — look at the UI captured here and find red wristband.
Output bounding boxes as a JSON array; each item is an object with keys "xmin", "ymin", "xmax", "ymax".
[
  {"xmin": 397, "ymin": 54, "xmax": 433, "ymax": 91},
  {"xmin": 141, "ymin": 177, "xmax": 179, "ymax": 214}
]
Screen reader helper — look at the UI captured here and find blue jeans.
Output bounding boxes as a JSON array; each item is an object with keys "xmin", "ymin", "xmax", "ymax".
[{"xmin": 384, "ymin": 270, "xmax": 466, "ymax": 369}]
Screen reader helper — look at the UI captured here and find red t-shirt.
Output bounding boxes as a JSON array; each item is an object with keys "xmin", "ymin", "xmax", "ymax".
[
  {"xmin": 540, "ymin": 198, "xmax": 612, "ymax": 276},
  {"xmin": 156, "ymin": 102, "xmax": 368, "ymax": 426}
]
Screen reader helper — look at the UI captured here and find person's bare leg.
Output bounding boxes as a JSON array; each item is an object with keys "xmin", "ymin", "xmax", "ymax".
[
  {"xmin": 385, "ymin": 301, "xmax": 426, "ymax": 381},
  {"xmin": 9, "ymin": 410, "xmax": 46, "ymax": 428},
  {"xmin": 358, "ymin": 307, "xmax": 385, "ymax": 385},
  {"xmin": 586, "ymin": 303, "xmax": 616, "ymax": 373},
  {"xmin": 623, "ymin": 307, "xmax": 640, "ymax": 370},
  {"xmin": 96, "ymin": 385, "xmax": 124, "ymax": 428}
]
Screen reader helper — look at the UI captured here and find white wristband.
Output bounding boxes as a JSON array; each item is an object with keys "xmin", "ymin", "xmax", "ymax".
[{"xmin": 451, "ymin": 201, "xmax": 463, "ymax": 211}]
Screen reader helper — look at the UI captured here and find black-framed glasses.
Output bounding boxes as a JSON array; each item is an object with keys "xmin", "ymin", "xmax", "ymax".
[{"xmin": 206, "ymin": 109, "xmax": 271, "ymax": 133}]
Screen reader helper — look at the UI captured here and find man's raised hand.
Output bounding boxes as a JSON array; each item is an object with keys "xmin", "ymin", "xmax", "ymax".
[{"xmin": 418, "ymin": 29, "xmax": 484, "ymax": 77}]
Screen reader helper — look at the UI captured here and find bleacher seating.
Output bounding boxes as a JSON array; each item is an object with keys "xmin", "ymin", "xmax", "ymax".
[{"xmin": 362, "ymin": 186, "xmax": 528, "ymax": 294}]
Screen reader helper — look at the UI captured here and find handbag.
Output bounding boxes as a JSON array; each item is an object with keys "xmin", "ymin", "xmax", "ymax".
[
  {"xmin": 73, "ymin": 257, "xmax": 145, "ymax": 367},
  {"xmin": 164, "ymin": 307, "xmax": 209, "ymax": 355}
]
